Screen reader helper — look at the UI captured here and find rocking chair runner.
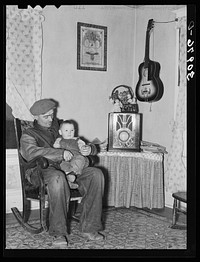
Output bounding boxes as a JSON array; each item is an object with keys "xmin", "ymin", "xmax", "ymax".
[{"xmin": 11, "ymin": 118, "xmax": 89, "ymax": 234}]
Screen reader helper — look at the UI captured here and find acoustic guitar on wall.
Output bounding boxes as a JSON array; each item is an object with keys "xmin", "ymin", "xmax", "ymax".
[{"xmin": 135, "ymin": 19, "xmax": 164, "ymax": 102}]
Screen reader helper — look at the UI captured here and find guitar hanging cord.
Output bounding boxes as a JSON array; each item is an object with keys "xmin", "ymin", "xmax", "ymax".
[{"xmin": 148, "ymin": 19, "xmax": 178, "ymax": 113}]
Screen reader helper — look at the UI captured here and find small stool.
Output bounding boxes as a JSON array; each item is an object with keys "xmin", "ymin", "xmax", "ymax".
[{"xmin": 171, "ymin": 191, "xmax": 187, "ymax": 229}]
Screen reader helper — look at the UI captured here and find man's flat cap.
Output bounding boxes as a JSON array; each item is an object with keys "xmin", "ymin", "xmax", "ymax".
[{"xmin": 30, "ymin": 99, "xmax": 56, "ymax": 116}]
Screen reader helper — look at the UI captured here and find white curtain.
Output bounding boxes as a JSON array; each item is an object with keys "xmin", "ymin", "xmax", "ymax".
[
  {"xmin": 6, "ymin": 5, "xmax": 44, "ymax": 120},
  {"xmin": 165, "ymin": 16, "xmax": 187, "ymax": 193}
]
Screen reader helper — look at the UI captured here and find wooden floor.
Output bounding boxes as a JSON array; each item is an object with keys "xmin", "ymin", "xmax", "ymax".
[
  {"xmin": 143, "ymin": 206, "xmax": 186, "ymax": 224},
  {"xmin": 6, "ymin": 206, "xmax": 186, "ymax": 226}
]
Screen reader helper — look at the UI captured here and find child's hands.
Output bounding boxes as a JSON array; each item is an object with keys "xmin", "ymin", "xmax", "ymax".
[
  {"xmin": 77, "ymin": 139, "xmax": 91, "ymax": 155},
  {"xmin": 63, "ymin": 150, "xmax": 73, "ymax": 161},
  {"xmin": 80, "ymin": 145, "xmax": 91, "ymax": 156},
  {"xmin": 53, "ymin": 137, "xmax": 62, "ymax": 148},
  {"xmin": 77, "ymin": 139, "xmax": 86, "ymax": 149}
]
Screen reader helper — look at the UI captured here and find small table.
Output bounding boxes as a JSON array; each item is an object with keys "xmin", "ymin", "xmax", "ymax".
[{"xmin": 96, "ymin": 151, "xmax": 164, "ymax": 209}]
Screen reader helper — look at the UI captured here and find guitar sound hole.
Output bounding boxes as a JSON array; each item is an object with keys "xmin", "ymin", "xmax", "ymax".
[{"xmin": 141, "ymin": 88, "xmax": 151, "ymax": 97}]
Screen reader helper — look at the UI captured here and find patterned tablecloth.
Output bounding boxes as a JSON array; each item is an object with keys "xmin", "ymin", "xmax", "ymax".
[{"xmin": 97, "ymin": 151, "xmax": 164, "ymax": 209}]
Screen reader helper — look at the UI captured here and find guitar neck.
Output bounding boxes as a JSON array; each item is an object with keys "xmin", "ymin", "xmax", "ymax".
[{"xmin": 144, "ymin": 31, "xmax": 150, "ymax": 68}]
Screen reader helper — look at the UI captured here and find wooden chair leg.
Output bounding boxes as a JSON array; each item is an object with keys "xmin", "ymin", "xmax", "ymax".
[
  {"xmin": 22, "ymin": 198, "xmax": 31, "ymax": 223},
  {"xmin": 69, "ymin": 200, "xmax": 79, "ymax": 221},
  {"xmin": 171, "ymin": 198, "xmax": 177, "ymax": 227},
  {"xmin": 171, "ymin": 198, "xmax": 186, "ymax": 229}
]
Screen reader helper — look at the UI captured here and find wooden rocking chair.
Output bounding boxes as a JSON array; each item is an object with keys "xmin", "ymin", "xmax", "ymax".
[{"xmin": 11, "ymin": 118, "xmax": 87, "ymax": 234}]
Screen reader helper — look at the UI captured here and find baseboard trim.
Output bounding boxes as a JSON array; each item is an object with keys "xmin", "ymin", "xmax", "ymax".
[{"xmin": 6, "ymin": 206, "xmax": 175, "ymax": 226}]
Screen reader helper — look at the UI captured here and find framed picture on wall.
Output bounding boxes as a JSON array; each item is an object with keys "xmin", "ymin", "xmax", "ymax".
[{"xmin": 77, "ymin": 22, "xmax": 107, "ymax": 71}]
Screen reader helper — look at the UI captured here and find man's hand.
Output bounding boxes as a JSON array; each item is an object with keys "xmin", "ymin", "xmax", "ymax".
[
  {"xmin": 63, "ymin": 150, "xmax": 73, "ymax": 161},
  {"xmin": 80, "ymin": 145, "xmax": 91, "ymax": 156}
]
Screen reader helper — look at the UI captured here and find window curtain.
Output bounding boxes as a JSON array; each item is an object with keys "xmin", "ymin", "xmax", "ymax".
[
  {"xmin": 6, "ymin": 5, "xmax": 44, "ymax": 120},
  {"xmin": 165, "ymin": 16, "xmax": 187, "ymax": 193}
]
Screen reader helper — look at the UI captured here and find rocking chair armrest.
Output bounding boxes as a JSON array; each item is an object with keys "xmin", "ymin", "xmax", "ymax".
[
  {"xmin": 19, "ymin": 154, "xmax": 49, "ymax": 170},
  {"xmin": 35, "ymin": 156, "xmax": 49, "ymax": 169}
]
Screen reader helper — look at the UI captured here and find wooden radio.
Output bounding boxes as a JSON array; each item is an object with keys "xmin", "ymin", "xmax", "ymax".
[{"xmin": 108, "ymin": 112, "xmax": 142, "ymax": 152}]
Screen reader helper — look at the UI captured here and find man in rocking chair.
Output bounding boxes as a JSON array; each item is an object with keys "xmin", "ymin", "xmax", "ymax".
[{"xmin": 20, "ymin": 98, "xmax": 105, "ymax": 247}]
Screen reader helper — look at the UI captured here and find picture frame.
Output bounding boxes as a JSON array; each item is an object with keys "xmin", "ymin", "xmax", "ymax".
[
  {"xmin": 77, "ymin": 22, "xmax": 107, "ymax": 71},
  {"xmin": 108, "ymin": 112, "xmax": 143, "ymax": 152}
]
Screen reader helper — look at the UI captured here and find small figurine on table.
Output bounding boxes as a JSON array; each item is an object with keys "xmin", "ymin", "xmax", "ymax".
[{"xmin": 113, "ymin": 99, "xmax": 122, "ymax": 112}]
